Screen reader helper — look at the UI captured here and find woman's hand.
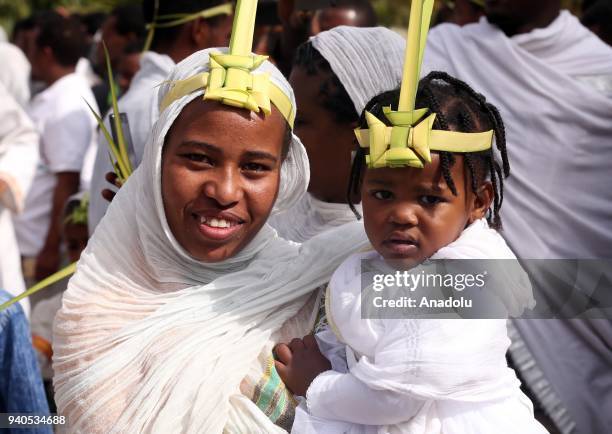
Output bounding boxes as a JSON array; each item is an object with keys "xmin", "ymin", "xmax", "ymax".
[{"xmin": 273, "ymin": 335, "xmax": 331, "ymax": 397}]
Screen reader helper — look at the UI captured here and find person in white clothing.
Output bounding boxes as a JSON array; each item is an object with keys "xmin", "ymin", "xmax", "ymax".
[
  {"xmin": 88, "ymin": 0, "xmax": 234, "ymax": 233},
  {"xmin": 0, "ymin": 83, "xmax": 38, "ymax": 318},
  {"xmin": 15, "ymin": 14, "xmax": 98, "ymax": 282},
  {"xmin": 0, "ymin": 42, "xmax": 38, "ymax": 317},
  {"xmin": 269, "ymin": 26, "xmax": 405, "ymax": 242},
  {"xmin": 421, "ymin": 1, "xmax": 612, "ymax": 432},
  {"xmin": 275, "ymin": 72, "xmax": 547, "ymax": 434},
  {"xmin": 0, "ymin": 42, "xmax": 32, "ymax": 107}
]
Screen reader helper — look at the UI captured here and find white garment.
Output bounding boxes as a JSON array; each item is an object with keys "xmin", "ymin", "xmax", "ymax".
[
  {"xmin": 270, "ymin": 193, "xmax": 362, "ymax": 243},
  {"xmin": 421, "ymin": 12, "xmax": 612, "ymax": 434},
  {"xmin": 311, "ymin": 26, "xmax": 406, "ymax": 114},
  {"xmin": 53, "ymin": 48, "xmax": 369, "ymax": 433},
  {"xmin": 15, "ymin": 73, "xmax": 98, "ymax": 257},
  {"xmin": 75, "ymin": 57, "xmax": 101, "ymax": 88},
  {"xmin": 294, "ymin": 220, "xmax": 546, "ymax": 434},
  {"xmin": 0, "ymin": 82, "xmax": 38, "ymax": 317},
  {"xmin": 0, "ymin": 42, "xmax": 31, "ymax": 107},
  {"xmin": 270, "ymin": 27, "xmax": 404, "ymax": 242},
  {"xmin": 88, "ymin": 52, "xmax": 175, "ymax": 233}
]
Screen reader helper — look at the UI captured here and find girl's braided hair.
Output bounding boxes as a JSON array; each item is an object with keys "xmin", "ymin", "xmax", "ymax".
[{"xmin": 348, "ymin": 71, "xmax": 510, "ymax": 229}]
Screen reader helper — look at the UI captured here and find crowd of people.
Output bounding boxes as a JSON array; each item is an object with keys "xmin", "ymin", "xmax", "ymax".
[{"xmin": 0, "ymin": 0, "xmax": 611, "ymax": 433}]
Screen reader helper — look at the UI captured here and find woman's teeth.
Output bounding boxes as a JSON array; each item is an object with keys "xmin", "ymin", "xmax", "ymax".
[{"xmin": 199, "ymin": 216, "xmax": 235, "ymax": 228}]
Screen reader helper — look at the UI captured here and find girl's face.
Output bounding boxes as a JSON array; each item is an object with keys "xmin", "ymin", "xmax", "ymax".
[
  {"xmin": 362, "ymin": 153, "xmax": 492, "ymax": 268},
  {"xmin": 162, "ymin": 99, "xmax": 287, "ymax": 262}
]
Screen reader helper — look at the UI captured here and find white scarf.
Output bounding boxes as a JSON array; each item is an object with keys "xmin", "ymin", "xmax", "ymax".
[
  {"xmin": 53, "ymin": 49, "xmax": 368, "ymax": 433},
  {"xmin": 270, "ymin": 193, "xmax": 362, "ymax": 243}
]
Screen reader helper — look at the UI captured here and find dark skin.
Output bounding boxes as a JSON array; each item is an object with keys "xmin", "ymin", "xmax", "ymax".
[
  {"xmin": 274, "ymin": 153, "xmax": 494, "ymax": 395},
  {"xmin": 63, "ymin": 222, "xmax": 89, "ymax": 263},
  {"xmin": 436, "ymin": 0, "xmax": 484, "ymax": 26},
  {"xmin": 274, "ymin": 335, "xmax": 331, "ymax": 397},
  {"xmin": 310, "ymin": 7, "xmax": 370, "ymax": 35},
  {"xmin": 96, "ymin": 15, "xmax": 139, "ymax": 71},
  {"xmin": 161, "ymin": 99, "xmax": 287, "ymax": 262},
  {"xmin": 36, "ymin": 172, "xmax": 80, "ymax": 280},
  {"xmin": 362, "ymin": 153, "xmax": 493, "ymax": 269},
  {"xmin": 289, "ymin": 66, "xmax": 358, "ymax": 203},
  {"xmin": 484, "ymin": 0, "xmax": 561, "ymax": 36},
  {"xmin": 117, "ymin": 52, "xmax": 141, "ymax": 94}
]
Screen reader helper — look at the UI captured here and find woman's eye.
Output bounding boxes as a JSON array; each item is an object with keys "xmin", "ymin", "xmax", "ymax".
[
  {"xmin": 182, "ymin": 153, "xmax": 212, "ymax": 164},
  {"xmin": 372, "ymin": 190, "xmax": 394, "ymax": 200},
  {"xmin": 419, "ymin": 195, "xmax": 443, "ymax": 205},
  {"xmin": 242, "ymin": 162, "xmax": 269, "ymax": 173}
]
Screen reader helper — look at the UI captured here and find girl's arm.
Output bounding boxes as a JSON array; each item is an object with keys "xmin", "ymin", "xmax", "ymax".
[
  {"xmin": 305, "ymin": 369, "xmax": 426, "ymax": 425},
  {"xmin": 274, "ymin": 335, "xmax": 426, "ymax": 426}
]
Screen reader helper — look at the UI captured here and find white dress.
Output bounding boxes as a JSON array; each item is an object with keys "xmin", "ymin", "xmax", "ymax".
[{"xmin": 293, "ymin": 220, "xmax": 549, "ymax": 434}]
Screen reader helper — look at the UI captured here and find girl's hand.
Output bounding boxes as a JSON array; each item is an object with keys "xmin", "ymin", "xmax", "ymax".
[{"xmin": 273, "ymin": 335, "xmax": 331, "ymax": 397}]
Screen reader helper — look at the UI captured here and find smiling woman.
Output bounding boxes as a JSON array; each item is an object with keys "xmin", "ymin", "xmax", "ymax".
[
  {"xmin": 162, "ymin": 100, "xmax": 290, "ymax": 262},
  {"xmin": 51, "ymin": 47, "xmax": 368, "ymax": 433}
]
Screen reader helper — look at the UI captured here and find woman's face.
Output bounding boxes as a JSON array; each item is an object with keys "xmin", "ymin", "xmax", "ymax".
[
  {"xmin": 162, "ymin": 99, "xmax": 288, "ymax": 262},
  {"xmin": 289, "ymin": 66, "xmax": 357, "ymax": 203}
]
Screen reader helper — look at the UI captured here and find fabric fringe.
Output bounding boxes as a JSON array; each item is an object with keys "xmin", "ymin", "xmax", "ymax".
[{"xmin": 507, "ymin": 320, "xmax": 576, "ymax": 434}]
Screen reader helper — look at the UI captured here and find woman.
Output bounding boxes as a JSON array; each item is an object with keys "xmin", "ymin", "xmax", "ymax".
[{"xmin": 52, "ymin": 48, "xmax": 367, "ymax": 433}]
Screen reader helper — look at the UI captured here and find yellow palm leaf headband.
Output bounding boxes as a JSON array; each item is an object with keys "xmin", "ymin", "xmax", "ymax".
[
  {"xmin": 354, "ymin": 0, "xmax": 493, "ymax": 169},
  {"xmin": 143, "ymin": 2, "xmax": 234, "ymax": 52},
  {"xmin": 158, "ymin": 0, "xmax": 296, "ymax": 128}
]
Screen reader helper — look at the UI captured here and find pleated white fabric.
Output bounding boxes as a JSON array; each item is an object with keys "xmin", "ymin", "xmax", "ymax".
[
  {"xmin": 311, "ymin": 26, "xmax": 405, "ymax": 114},
  {"xmin": 52, "ymin": 48, "xmax": 368, "ymax": 433}
]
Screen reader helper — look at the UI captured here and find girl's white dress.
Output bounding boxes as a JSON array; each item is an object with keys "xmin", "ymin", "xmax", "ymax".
[{"xmin": 293, "ymin": 219, "xmax": 549, "ymax": 434}]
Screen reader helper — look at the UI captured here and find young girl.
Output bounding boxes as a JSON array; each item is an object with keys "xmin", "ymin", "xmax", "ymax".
[{"xmin": 273, "ymin": 72, "xmax": 548, "ymax": 433}]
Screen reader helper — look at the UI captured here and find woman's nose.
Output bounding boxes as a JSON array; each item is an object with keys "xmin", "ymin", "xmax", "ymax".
[
  {"xmin": 389, "ymin": 202, "xmax": 419, "ymax": 226},
  {"xmin": 202, "ymin": 167, "xmax": 244, "ymax": 207}
]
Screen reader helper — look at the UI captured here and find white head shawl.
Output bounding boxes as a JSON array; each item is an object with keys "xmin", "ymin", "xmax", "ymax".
[
  {"xmin": 312, "ymin": 26, "xmax": 405, "ymax": 114},
  {"xmin": 53, "ymin": 48, "xmax": 367, "ymax": 433},
  {"xmin": 270, "ymin": 26, "xmax": 405, "ymax": 242}
]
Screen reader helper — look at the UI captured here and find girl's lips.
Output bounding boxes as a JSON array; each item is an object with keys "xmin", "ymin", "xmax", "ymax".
[{"xmin": 382, "ymin": 240, "xmax": 419, "ymax": 257}]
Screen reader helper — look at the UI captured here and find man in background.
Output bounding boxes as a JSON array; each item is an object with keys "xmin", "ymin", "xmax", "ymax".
[
  {"xmin": 15, "ymin": 14, "xmax": 98, "ymax": 282},
  {"xmin": 88, "ymin": 0, "xmax": 233, "ymax": 233},
  {"xmin": 92, "ymin": 4, "xmax": 145, "ymax": 114}
]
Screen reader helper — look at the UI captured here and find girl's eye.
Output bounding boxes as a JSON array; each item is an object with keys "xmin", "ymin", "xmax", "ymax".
[
  {"xmin": 372, "ymin": 190, "xmax": 394, "ymax": 200},
  {"xmin": 242, "ymin": 162, "xmax": 270, "ymax": 173},
  {"xmin": 419, "ymin": 195, "xmax": 443, "ymax": 205}
]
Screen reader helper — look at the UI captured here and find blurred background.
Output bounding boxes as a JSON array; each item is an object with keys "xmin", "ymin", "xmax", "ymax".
[{"xmin": 0, "ymin": 0, "xmax": 588, "ymax": 33}]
